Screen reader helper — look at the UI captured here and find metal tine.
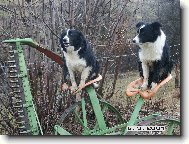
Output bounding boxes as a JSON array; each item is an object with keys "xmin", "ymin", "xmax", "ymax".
[
  {"xmin": 17, "ymin": 121, "xmax": 25, "ymax": 124},
  {"xmin": 10, "ymin": 85, "xmax": 20, "ymax": 88},
  {"xmin": 19, "ymin": 131, "xmax": 29, "ymax": 134},
  {"xmin": 9, "ymin": 50, "xmax": 14, "ymax": 53},
  {"xmin": 18, "ymin": 115, "xmax": 25, "ymax": 118},
  {"xmin": 8, "ymin": 75, "xmax": 18, "ymax": 78},
  {"xmin": 18, "ymin": 126, "xmax": 26, "ymax": 129},
  {"xmin": 7, "ymin": 60, "xmax": 16, "ymax": 63},
  {"xmin": 9, "ymin": 54, "xmax": 14, "ymax": 57},
  {"xmin": 9, "ymin": 80, "xmax": 19, "ymax": 83},
  {"xmin": 14, "ymin": 100, "xmax": 23, "ymax": 104},
  {"xmin": 8, "ymin": 65, "xmax": 17, "ymax": 68},
  {"xmin": 13, "ymin": 105, "xmax": 23, "ymax": 108},
  {"xmin": 9, "ymin": 70, "xmax": 18, "ymax": 73},
  {"xmin": 6, "ymin": 49, "xmax": 30, "ymax": 135}
]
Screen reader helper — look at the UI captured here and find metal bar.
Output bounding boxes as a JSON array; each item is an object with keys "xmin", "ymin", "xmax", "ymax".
[
  {"xmin": 134, "ymin": 112, "xmax": 161, "ymax": 125},
  {"xmin": 100, "ymin": 100, "xmax": 126, "ymax": 124},
  {"xmin": 86, "ymin": 86, "xmax": 106, "ymax": 130},
  {"xmin": 124, "ymin": 95, "xmax": 144, "ymax": 134},
  {"xmin": 74, "ymin": 110, "xmax": 84, "ymax": 125},
  {"xmin": 3, "ymin": 38, "xmax": 63, "ymax": 66},
  {"xmin": 91, "ymin": 122, "xmax": 128, "ymax": 135},
  {"xmin": 167, "ymin": 122, "xmax": 175, "ymax": 135},
  {"xmin": 81, "ymin": 98, "xmax": 88, "ymax": 131},
  {"xmin": 74, "ymin": 110, "xmax": 90, "ymax": 135},
  {"xmin": 54, "ymin": 125, "xmax": 71, "ymax": 135},
  {"xmin": 137, "ymin": 117, "xmax": 180, "ymax": 126},
  {"xmin": 16, "ymin": 41, "xmax": 42, "ymax": 135},
  {"xmin": 91, "ymin": 104, "xmax": 108, "ymax": 132},
  {"xmin": 90, "ymin": 100, "xmax": 126, "ymax": 134}
]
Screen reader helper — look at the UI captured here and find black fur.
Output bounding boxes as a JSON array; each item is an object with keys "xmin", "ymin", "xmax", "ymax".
[
  {"xmin": 60, "ymin": 29, "xmax": 100, "ymax": 84},
  {"xmin": 136, "ymin": 22, "xmax": 162, "ymax": 43},
  {"xmin": 135, "ymin": 22, "xmax": 173, "ymax": 88}
]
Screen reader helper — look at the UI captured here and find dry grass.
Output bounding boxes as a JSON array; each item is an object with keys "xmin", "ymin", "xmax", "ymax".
[
  {"xmin": 103, "ymin": 71, "xmax": 180, "ymax": 111},
  {"xmin": 101, "ymin": 70, "xmax": 180, "ymax": 135}
]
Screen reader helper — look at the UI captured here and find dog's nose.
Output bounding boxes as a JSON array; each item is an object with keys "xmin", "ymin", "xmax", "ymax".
[{"xmin": 133, "ymin": 39, "xmax": 136, "ymax": 43}]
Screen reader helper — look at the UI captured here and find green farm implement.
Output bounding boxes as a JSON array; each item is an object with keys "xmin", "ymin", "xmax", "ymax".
[{"xmin": 2, "ymin": 38, "xmax": 180, "ymax": 135}]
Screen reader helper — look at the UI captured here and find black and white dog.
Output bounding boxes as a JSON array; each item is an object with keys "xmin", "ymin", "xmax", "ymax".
[
  {"xmin": 133, "ymin": 22, "xmax": 173, "ymax": 90},
  {"xmin": 60, "ymin": 29, "xmax": 100, "ymax": 93}
]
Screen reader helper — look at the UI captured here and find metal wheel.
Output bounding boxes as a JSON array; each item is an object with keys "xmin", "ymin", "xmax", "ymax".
[
  {"xmin": 126, "ymin": 114, "xmax": 180, "ymax": 135},
  {"xmin": 54, "ymin": 89, "xmax": 126, "ymax": 135}
]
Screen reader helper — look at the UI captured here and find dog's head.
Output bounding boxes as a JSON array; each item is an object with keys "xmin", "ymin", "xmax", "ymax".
[
  {"xmin": 133, "ymin": 22, "xmax": 162, "ymax": 45},
  {"xmin": 60, "ymin": 29, "xmax": 86, "ymax": 52}
]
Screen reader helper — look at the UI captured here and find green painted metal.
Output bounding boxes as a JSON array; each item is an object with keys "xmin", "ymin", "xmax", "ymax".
[
  {"xmin": 81, "ymin": 98, "xmax": 89, "ymax": 134},
  {"xmin": 54, "ymin": 86, "xmax": 180, "ymax": 135},
  {"xmin": 54, "ymin": 125, "xmax": 71, "ymax": 135},
  {"xmin": 124, "ymin": 96, "xmax": 145, "ymax": 134},
  {"xmin": 167, "ymin": 122, "xmax": 175, "ymax": 135},
  {"xmin": 74, "ymin": 110, "xmax": 85, "ymax": 126},
  {"xmin": 91, "ymin": 122, "xmax": 128, "ymax": 135},
  {"xmin": 3, "ymin": 38, "xmax": 64, "ymax": 66},
  {"xmin": 100, "ymin": 100, "xmax": 126, "ymax": 124},
  {"xmin": 147, "ymin": 119, "xmax": 180, "ymax": 126},
  {"xmin": 3, "ymin": 38, "xmax": 180, "ymax": 136},
  {"xmin": 81, "ymin": 98, "xmax": 87, "ymax": 128},
  {"xmin": 16, "ymin": 41, "xmax": 42, "ymax": 135},
  {"xmin": 88, "ymin": 100, "xmax": 126, "ymax": 134},
  {"xmin": 85, "ymin": 86, "xmax": 107, "ymax": 130},
  {"xmin": 3, "ymin": 38, "xmax": 42, "ymax": 135},
  {"xmin": 3, "ymin": 38, "xmax": 38, "ymax": 48},
  {"xmin": 74, "ymin": 110, "xmax": 90, "ymax": 135},
  {"xmin": 134, "ymin": 112, "xmax": 161, "ymax": 125},
  {"xmin": 54, "ymin": 96, "xmax": 126, "ymax": 135},
  {"xmin": 90, "ymin": 100, "xmax": 125, "ymax": 133}
]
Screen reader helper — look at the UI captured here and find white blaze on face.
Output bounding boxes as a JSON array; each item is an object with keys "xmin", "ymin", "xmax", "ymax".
[
  {"xmin": 133, "ymin": 25, "xmax": 146, "ymax": 44},
  {"xmin": 63, "ymin": 29, "xmax": 70, "ymax": 43},
  {"xmin": 139, "ymin": 25, "xmax": 145, "ymax": 32},
  {"xmin": 133, "ymin": 34, "xmax": 140, "ymax": 43}
]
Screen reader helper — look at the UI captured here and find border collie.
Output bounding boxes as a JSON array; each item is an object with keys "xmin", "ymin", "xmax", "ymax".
[
  {"xmin": 133, "ymin": 22, "xmax": 173, "ymax": 90},
  {"xmin": 60, "ymin": 29, "xmax": 99, "ymax": 96}
]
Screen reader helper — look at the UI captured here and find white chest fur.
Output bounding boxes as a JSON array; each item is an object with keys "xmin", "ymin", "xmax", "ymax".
[
  {"xmin": 63, "ymin": 47, "xmax": 86, "ymax": 73},
  {"xmin": 139, "ymin": 30, "xmax": 166, "ymax": 62}
]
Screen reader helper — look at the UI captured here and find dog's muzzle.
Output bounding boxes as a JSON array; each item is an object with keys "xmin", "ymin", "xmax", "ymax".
[
  {"xmin": 133, "ymin": 35, "xmax": 140, "ymax": 44},
  {"xmin": 63, "ymin": 43, "xmax": 70, "ymax": 47},
  {"xmin": 63, "ymin": 38, "xmax": 70, "ymax": 47}
]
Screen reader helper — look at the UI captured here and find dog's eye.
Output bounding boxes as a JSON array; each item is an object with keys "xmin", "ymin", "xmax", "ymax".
[
  {"xmin": 69, "ymin": 31, "xmax": 72, "ymax": 36},
  {"xmin": 139, "ymin": 28, "xmax": 144, "ymax": 33}
]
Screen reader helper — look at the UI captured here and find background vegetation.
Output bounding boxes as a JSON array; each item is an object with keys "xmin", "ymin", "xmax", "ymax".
[{"xmin": 0, "ymin": 0, "xmax": 180, "ymax": 135}]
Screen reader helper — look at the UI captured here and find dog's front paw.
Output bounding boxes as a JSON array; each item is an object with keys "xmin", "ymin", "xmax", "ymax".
[
  {"xmin": 61, "ymin": 83, "xmax": 69, "ymax": 91},
  {"xmin": 140, "ymin": 82, "xmax": 148, "ymax": 90},
  {"xmin": 93, "ymin": 82, "xmax": 99, "ymax": 88},
  {"xmin": 151, "ymin": 82, "xmax": 157, "ymax": 90},
  {"xmin": 71, "ymin": 86, "xmax": 77, "ymax": 92},
  {"xmin": 70, "ymin": 82, "xmax": 77, "ymax": 92}
]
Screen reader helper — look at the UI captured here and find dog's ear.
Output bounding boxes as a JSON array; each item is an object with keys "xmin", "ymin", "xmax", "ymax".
[
  {"xmin": 136, "ymin": 22, "xmax": 145, "ymax": 28},
  {"xmin": 151, "ymin": 22, "xmax": 162, "ymax": 30},
  {"xmin": 79, "ymin": 31, "xmax": 87, "ymax": 49}
]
